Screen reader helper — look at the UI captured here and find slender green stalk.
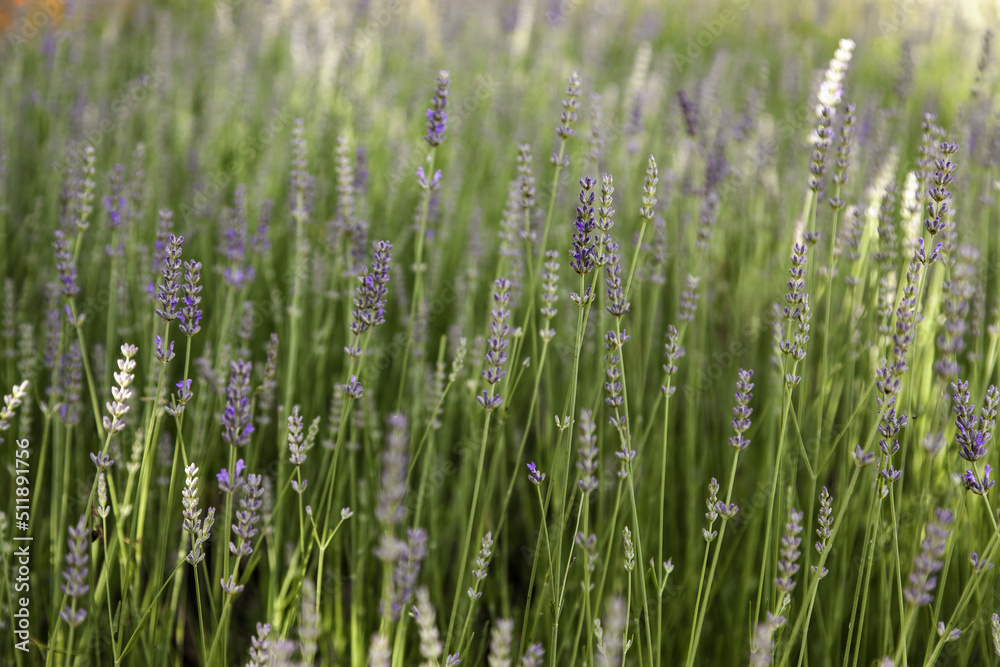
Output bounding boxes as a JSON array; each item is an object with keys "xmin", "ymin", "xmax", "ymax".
[{"xmin": 444, "ymin": 407, "xmax": 493, "ymax": 657}]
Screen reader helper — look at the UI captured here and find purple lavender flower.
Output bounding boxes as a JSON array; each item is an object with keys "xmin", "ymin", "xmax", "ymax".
[
  {"xmin": 774, "ymin": 508, "xmax": 804, "ymax": 594},
  {"xmin": 53, "ymin": 230, "xmax": 79, "ymax": 298},
  {"xmin": 969, "ymin": 552, "xmax": 993, "ymax": 573},
  {"xmin": 103, "ymin": 163, "xmax": 127, "ymax": 244},
  {"xmin": 59, "ymin": 514, "xmax": 89, "ymax": 628},
  {"xmin": 570, "ymin": 177, "xmax": 597, "ymax": 275},
  {"xmin": 416, "ymin": 166, "xmax": 443, "ymax": 192},
  {"xmin": 72, "ymin": 146, "xmax": 96, "ymax": 232},
  {"xmin": 703, "ymin": 478, "xmax": 720, "ymax": 542},
  {"xmin": 679, "ymin": 275, "xmax": 700, "ymax": 322},
  {"xmin": 527, "ymin": 462, "xmax": 546, "ymax": 486},
  {"xmin": 350, "ymin": 241, "xmax": 393, "ymax": 337},
  {"xmin": 425, "ymin": 70, "xmax": 450, "ymax": 147},
  {"xmin": 555, "ymin": 72, "xmax": 582, "ymax": 143},
  {"xmin": 178, "ymin": 260, "xmax": 203, "ymax": 337},
  {"xmin": 831, "ymin": 103, "xmax": 856, "ymax": 193},
  {"xmin": 154, "ymin": 232, "xmax": 184, "ymax": 321},
  {"xmin": 963, "ymin": 465, "xmax": 995, "ymax": 496},
  {"xmin": 390, "ymin": 528, "xmax": 428, "ymax": 620},
  {"xmin": 661, "ymin": 325, "xmax": 685, "ymax": 396},
  {"xmin": 518, "ymin": 144, "xmax": 535, "ymax": 211},
  {"xmin": 539, "ymin": 251, "xmax": 560, "ymax": 341},
  {"xmin": 520, "ymin": 643, "xmax": 545, "ymax": 667},
  {"xmin": 729, "ymin": 369, "xmax": 754, "ymax": 450},
  {"xmin": 813, "ymin": 487, "xmax": 834, "ymax": 576},
  {"xmin": 146, "ymin": 209, "xmax": 174, "ymax": 300},
  {"xmin": 221, "ymin": 359, "xmax": 254, "ymax": 447},
  {"xmin": 478, "ymin": 278, "xmax": 512, "ymax": 411},
  {"xmin": 59, "ymin": 341, "xmax": 82, "ymax": 425},
  {"xmin": 677, "ymin": 89, "xmax": 698, "ymax": 137},
  {"xmin": 577, "ymin": 409, "xmax": 599, "ymax": 494},
  {"xmin": 222, "ymin": 188, "xmax": 257, "ymax": 289},
  {"xmin": 952, "ymin": 380, "xmax": 996, "ymax": 462},
  {"xmin": 90, "ymin": 451, "xmax": 115, "ymax": 471},
  {"xmin": 246, "ymin": 622, "xmax": 272, "ymax": 667},
  {"xmin": 250, "ymin": 201, "xmax": 272, "ymax": 255},
  {"xmin": 604, "ymin": 329, "xmax": 630, "ymax": 418},
  {"xmin": 217, "ymin": 458, "xmax": 246, "ymax": 493},
  {"xmin": 154, "ymin": 334, "xmax": 175, "ymax": 364},
  {"xmin": 604, "ymin": 237, "xmax": 628, "ymax": 317},
  {"xmin": 344, "ymin": 375, "xmax": 364, "ymax": 400},
  {"xmin": 904, "ymin": 508, "xmax": 953, "ymax": 606},
  {"xmin": 924, "ymin": 142, "xmax": 959, "ymax": 237},
  {"xmin": 376, "ymin": 414, "xmax": 409, "ymax": 526},
  {"xmin": 852, "ymin": 445, "xmax": 876, "ymax": 467},
  {"xmin": 230, "ymin": 473, "xmax": 264, "ymax": 557}
]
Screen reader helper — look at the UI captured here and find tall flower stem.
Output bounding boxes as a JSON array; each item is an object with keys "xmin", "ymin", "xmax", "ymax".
[
  {"xmin": 686, "ymin": 450, "xmax": 741, "ymax": 666},
  {"xmin": 444, "ymin": 407, "xmax": 491, "ymax": 656},
  {"xmin": 394, "ymin": 148, "xmax": 436, "ymax": 413}
]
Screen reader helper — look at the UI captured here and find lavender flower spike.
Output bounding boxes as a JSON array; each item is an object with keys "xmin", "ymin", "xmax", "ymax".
[
  {"xmin": 230, "ymin": 473, "xmax": 264, "ymax": 558},
  {"xmin": 527, "ymin": 462, "xmax": 546, "ymax": 485},
  {"xmin": 729, "ymin": 368, "xmax": 754, "ymax": 450},
  {"xmin": 60, "ymin": 515, "xmax": 90, "ymax": 628},
  {"xmin": 178, "ymin": 259, "xmax": 203, "ymax": 337},
  {"xmin": 182, "ymin": 463, "xmax": 215, "ymax": 566},
  {"xmin": 376, "ymin": 413, "xmax": 409, "ymax": 527},
  {"xmin": 410, "ymin": 587, "xmax": 444, "ymax": 663},
  {"xmin": 217, "ymin": 458, "xmax": 246, "ymax": 494},
  {"xmin": 0, "ymin": 380, "xmax": 30, "ymax": 444},
  {"xmin": 103, "ymin": 344, "xmax": 138, "ymax": 434},
  {"xmin": 478, "ymin": 277, "xmax": 512, "ymax": 411},
  {"xmin": 53, "ymin": 230, "xmax": 79, "ymax": 298},
  {"xmin": 903, "ymin": 508, "xmax": 953, "ymax": 606},
  {"xmin": 488, "ymin": 618, "xmax": 514, "ymax": 667},
  {"xmin": 425, "ymin": 70, "xmax": 450, "ymax": 147},
  {"xmin": 555, "ymin": 71, "xmax": 582, "ymax": 144},
  {"xmin": 221, "ymin": 359, "xmax": 254, "ymax": 447},
  {"xmin": 350, "ymin": 240, "xmax": 393, "ymax": 341},
  {"xmin": 154, "ymin": 230, "xmax": 183, "ymax": 322},
  {"xmin": 569, "ymin": 177, "xmax": 597, "ymax": 276},
  {"xmin": 774, "ymin": 508, "xmax": 804, "ymax": 594}
]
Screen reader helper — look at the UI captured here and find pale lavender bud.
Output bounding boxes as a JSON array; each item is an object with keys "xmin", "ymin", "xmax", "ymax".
[
  {"xmin": 774, "ymin": 508, "xmax": 804, "ymax": 594},
  {"xmin": 376, "ymin": 414, "xmax": 409, "ymax": 526},
  {"xmin": 59, "ymin": 514, "xmax": 89, "ymax": 628},
  {"xmin": 904, "ymin": 508, "xmax": 953, "ymax": 606}
]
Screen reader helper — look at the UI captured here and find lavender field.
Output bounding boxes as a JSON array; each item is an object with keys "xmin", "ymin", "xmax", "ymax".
[{"xmin": 2, "ymin": 0, "xmax": 1000, "ymax": 665}]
